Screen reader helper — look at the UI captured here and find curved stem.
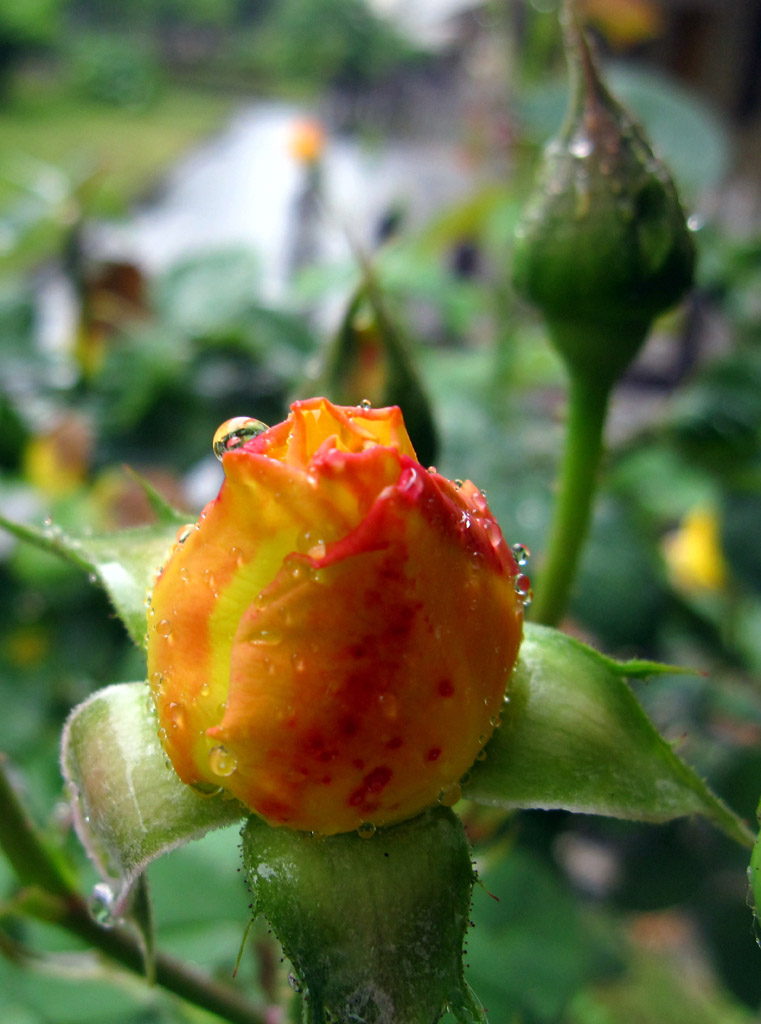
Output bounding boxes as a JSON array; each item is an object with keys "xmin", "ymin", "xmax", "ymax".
[
  {"xmin": 531, "ymin": 371, "xmax": 611, "ymax": 626},
  {"xmin": 0, "ymin": 756, "xmax": 268, "ymax": 1024}
]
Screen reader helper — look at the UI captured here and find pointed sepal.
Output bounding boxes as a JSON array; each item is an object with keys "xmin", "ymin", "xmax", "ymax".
[
  {"xmin": 62, "ymin": 682, "xmax": 245, "ymax": 911},
  {"xmin": 464, "ymin": 625, "xmax": 753, "ymax": 848}
]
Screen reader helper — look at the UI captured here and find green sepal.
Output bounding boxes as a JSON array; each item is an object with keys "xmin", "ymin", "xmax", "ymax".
[
  {"xmin": 125, "ymin": 466, "xmax": 190, "ymax": 527},
  {"xmin": 242, "ymin": 808, "xmax": 484, "ymax": 1024},
  {"xmin": 464, "ymin": 624, "xmax": 753, "ymax": 848},
  {"xmin": 512, "ymin": 8, "xmax": 695, "ymax": 385},
  {"xmin": 0, "ymin": 511, "xmax": 184, "ymax": 647},
  {"xmin": 61, "ymin": 682, "xmax": 245, "ymax": 910}
]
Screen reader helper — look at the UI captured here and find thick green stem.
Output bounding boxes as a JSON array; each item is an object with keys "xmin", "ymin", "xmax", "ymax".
[
  {"xmin": 0, "ymin": 756, "xmax": 267, "ymax": 1024},
  {"xmin": 531, "ymin": 371, "xmax": 612, "ymax": 626}
]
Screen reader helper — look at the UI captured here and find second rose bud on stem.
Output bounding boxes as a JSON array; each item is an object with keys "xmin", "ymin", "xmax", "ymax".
[{"xmin": 513, "ymin": 1, "xmax": 696, "ymax": 626}]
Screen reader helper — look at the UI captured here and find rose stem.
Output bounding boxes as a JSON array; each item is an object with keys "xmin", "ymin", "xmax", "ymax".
[{"xmin": 0, "ymin": 755, "xmax": 268, "ymax": 1024}]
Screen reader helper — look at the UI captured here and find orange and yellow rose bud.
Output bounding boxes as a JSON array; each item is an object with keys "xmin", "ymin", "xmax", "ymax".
[{"xmin": 147, "ymin": 398, "xmax": 524, "ymax": 835}]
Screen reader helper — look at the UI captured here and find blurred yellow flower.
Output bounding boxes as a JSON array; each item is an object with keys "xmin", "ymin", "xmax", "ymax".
[
  {"xmin": 23, "ymin": 414, "xmax": 92, "ymax": 498},
  {"xmin": 663, "ymin": 506, "xmax": 727, "ymax": 593},
  {"xmin": 580, "ymin": 0, "xmax": 664, "ymax": 49}
]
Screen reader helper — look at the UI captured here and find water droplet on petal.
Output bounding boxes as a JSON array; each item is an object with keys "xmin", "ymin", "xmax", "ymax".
[
  {"xmin": 167, "ymin": 701, "xmax": 185, "ymax": 731},
  {"xmin": 176, "ymin": 524, "xmax": 194, "ymax": 544},
  {"xmin": 209, "ymin": 745, "xmax": 237, "ymax": 777},
  {"xmin": 89, "ymin": 882, "xmax": 118, "ymax": 928},
  {"xmin": 156, "ymin": 618, "xmax": 172, "ymax": 638},
  {"xmin": 213, "ymin": 417, "xmax": 269, "ymax": 460},
  {"xmin": 191, "ymin": 780, "xmax": 223, "ymax": 797},
  {"xmin": 484, "ymin": 519, "xmax": 504, "ymax": 549},
  {"xmin": 437, "ymin": 782, "xmax": 462, "ymax": 807},
  {"xmin": 357, "ymin": 821, "xmax": 376, "ymax": 839},
  {"xmin": 476, "ymin": 749, "xmax": 487, "ymax": 762},
  {"xmin": 248, "ymin": 628, "xmax": 283, "ymax": 645},
  {"xmin": 514, "ymin": 573, "xmax": 533, "ymax": 606},
  {"xmin": 359, "ymin": 398, "xmax": 372, "ymax": 410},
  {"xmin": 511, "ymin": 542, "xmax": 531, "ymax": 566}
]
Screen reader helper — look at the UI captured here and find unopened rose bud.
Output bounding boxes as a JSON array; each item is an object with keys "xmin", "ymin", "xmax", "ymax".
[
  {"xmin": 148, "ymin": 398, "xmax": 524, "ymax": 835},
  {"xmin": 512, "ymin": 6, "xmax": 695, "ymax": 385}
]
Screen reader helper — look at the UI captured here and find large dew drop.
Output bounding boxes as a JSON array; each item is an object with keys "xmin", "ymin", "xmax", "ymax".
[
  {"xmin": 213, "ymin": 417, "xmax": 269, "ymax": 460},
  {"xmin": 88, "ymin": 882, "xmax": 119, "ymax": 928},
  {"xmin": 209, "ymin": 745, "xmax": 237, "ymax": 777},
  {"xmin": 437, "ymin": 782, "xmax": 462, "ymax": 807},
  {"xmin": 511, "ymin": 542, "xmax": 531, "ymax": 566}
]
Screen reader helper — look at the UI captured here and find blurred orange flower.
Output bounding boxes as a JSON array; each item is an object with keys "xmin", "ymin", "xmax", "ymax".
[{"xmin": 288, "ymin": 118, "xmax": 325, "ymax": 164}]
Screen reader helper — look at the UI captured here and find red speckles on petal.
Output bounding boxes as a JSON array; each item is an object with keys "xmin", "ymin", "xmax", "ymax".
[
  {"xmin": 438, "ymin": 679, "xmax": 455, "ymax": 697},
  {"xmin": 348, "ymin": 765, "xmax": 393, "ymax": 807},
  {"xmin": 385, "ymin": 736, "xmax": 403, "ymax": 750},
  {"xmin": 426, "ymin": 747, "xmax": 442, "ymax": 762},
  {"xmin": 340, "ymin": 716, "xmax": 359, "ymax": 737},
  {"xmin": 256, "ymin": 794, "xmax": 293, "ymax": 824}
]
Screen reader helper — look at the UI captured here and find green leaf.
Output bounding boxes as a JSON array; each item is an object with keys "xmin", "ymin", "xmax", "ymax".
[
  {"xmin": 61, "ymin": 682, "xmax": 245, "ymax": 911},
  {"xmin": 464, "ymin": 624, "xmax": 754, "ymax": 847},
  {"xmin": 750, "ymin": 799, "xmax": 761, "ymax": 936},
  {"xmin": 242, "ymin": 808, "xmax": 484, "ymax": 1024},
  {"xmin": 0, "ymin": 514, "xmax": 185, "ymax": 647}
]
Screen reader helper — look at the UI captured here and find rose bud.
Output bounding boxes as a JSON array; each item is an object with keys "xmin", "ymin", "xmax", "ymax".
[
  {"xmin": 147, "ymin": 398, "xmax": 524, "ymax": 835},
  {"xmin": 512, "ymin": 6, "xmax": 695, "ymax": 386}
]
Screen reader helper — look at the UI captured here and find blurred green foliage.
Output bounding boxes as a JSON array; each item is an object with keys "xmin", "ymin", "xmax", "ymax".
[
  {"xmin": 1, "ymin": 2, "xmax": 761, "ymax": 1021},
  {"xmin": 66, "ymin": 32, "xmax": 163, "ymax": 109},
  {"xmin": 235, "ymin": 0, "xmax": 420, "ymax": 91}
]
